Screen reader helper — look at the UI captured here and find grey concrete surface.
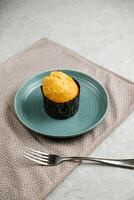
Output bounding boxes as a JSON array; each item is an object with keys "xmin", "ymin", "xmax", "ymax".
[{"xmin": 0, "ymin": 0, "xmax": 134, "ymax": 200}]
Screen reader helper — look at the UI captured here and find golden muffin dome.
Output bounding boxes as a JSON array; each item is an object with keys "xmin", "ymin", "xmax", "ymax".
[{"xmin": 42, "ymin": 71, "xmax": 79, "ymax": 103}]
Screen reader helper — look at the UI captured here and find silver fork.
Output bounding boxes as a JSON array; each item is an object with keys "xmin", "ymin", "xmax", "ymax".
[{"xmin": 24, "ymin": 148, "xmax": 134, "ymax": 169}]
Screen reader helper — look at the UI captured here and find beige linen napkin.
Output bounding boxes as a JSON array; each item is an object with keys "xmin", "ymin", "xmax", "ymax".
[{"xmin": 0, "ymin": 38, "xmax": 134, "ymax": 200}]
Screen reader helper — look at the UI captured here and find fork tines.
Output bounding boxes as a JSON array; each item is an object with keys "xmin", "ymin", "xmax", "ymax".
[{"xmin": 24, "ymin": 148, "xmax": 52, "ymax": 165}]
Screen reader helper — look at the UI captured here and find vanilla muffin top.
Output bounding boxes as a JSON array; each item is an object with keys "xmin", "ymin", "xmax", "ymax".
[{"xmin": 42, "ymin": 71, "xmax": 79, "ymax": 103}]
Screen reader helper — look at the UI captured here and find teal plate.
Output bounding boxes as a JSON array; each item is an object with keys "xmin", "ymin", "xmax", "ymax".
[{"xmin": 14, "ymin": 70, "xmax": 109, "ymax": 138}]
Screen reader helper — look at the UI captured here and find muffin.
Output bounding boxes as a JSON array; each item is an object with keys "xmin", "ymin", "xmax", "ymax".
[{"xmin": 41, "ymin": 71, "xmax": 80, "ymax": 119}]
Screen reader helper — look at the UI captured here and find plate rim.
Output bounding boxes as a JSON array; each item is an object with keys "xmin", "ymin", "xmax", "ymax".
[{"xmin": 14, "ymin": 69, "xmax": 109, "ymax": 138}]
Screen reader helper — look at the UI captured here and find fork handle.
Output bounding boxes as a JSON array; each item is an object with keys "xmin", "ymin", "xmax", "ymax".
[{"xmin": 62, "ymin": 157, "xmax": 134, "ymax": 169}]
